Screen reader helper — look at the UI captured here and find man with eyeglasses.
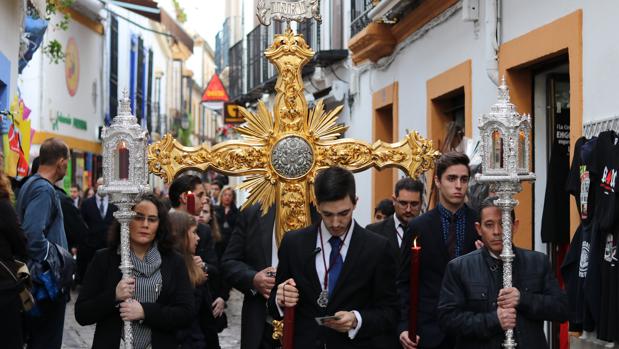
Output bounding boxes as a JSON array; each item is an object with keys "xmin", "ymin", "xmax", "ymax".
[
  {"xmin": 398, "ymin": 152, "xmax": 480, "ymax": 349},
  {"xmin": 366, "ymin": 177, "xmax": 424, "ymax": 349},
  {"xmin": 367, "ymin": 178, "xmax": 424, "ymax": 263}
]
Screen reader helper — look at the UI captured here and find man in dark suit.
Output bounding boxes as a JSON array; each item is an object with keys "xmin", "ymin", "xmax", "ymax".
[
  {"xmin": 399, "ymin": 152, "xmax": 480, "ymax": 349},
  {"xmin": 222, "ymin": 204, "xmax": 280, "ymax": 349},
  {"xmin": 77, "ymin": 177, "xmax": 118, "ymax": 284},
  {"xmin": 366, "ymin": 177, "xmax": 424, "ymax": 348},
  {"xmin": 270, "ymin": 166, "xmax": 399, "ymax": 348}
]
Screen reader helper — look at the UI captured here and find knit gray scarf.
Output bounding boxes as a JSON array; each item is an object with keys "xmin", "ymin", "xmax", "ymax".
[{"xmin": 128, "ymin": 244, "xmax": 163, "ymax": 349}]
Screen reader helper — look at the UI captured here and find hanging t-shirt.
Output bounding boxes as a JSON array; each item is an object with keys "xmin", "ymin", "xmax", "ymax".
[
  {"xmin": 593, "ymin": 131, "xmax": 619, "ymax": 231},
  {"xmin": 567, "ymin": 137, "xmax": 588, "ymax": 219},
  {"xmin": 541, "ymin": 141, "xmax": 571, "ymax": 243}
]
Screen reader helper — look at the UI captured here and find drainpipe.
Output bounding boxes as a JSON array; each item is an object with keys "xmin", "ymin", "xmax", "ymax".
[{"xmin": 485, "ymin": 0, "xmax": 500, "ymax": 85}]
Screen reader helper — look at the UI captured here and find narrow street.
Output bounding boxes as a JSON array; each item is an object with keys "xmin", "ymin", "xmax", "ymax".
[{"xmin": 62, "ymin": 289, "xmax": 243, "ymax": 349}]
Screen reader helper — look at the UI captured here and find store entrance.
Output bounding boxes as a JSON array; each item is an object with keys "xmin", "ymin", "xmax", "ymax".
[{"xmin": 532, "ymin": 58, "xmax": 570, "ymax": 349}]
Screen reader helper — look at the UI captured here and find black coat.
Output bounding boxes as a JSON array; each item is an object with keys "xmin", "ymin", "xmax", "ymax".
[
  {"xmin": 366, "ymin": 215, "xmax": 407, "ymax": 265},
  {"xmin": 80, "ymin": 196, "xmax": 118, "ymax": 249},
  {"xmin": 365, "ymin": 215, "xmax": 407, "ymax": 349},
  {"xmin": 221, "ymin": 205, "xmax": 277, "ymax": 349},
  {"xmin": 438, "ymin": 247, "xmax": 569, "ymax": 349},
  {"xmin": 54, "ymin": 186, "xmax": 89, "ymax": 250},
  {"xmin": 398, "ymin": 206, "xmax": 479, "ymax": 348},
  {"xmin": 74, "ymin": 248, "xmax": 195, "ymax": 349},
  {"xmin": 267, "ymin": 222, "xmax": 399, "ymax": 349}
]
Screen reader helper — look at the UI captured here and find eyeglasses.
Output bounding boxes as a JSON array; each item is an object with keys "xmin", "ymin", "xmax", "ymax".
[
  {"xmin": 396, "ymin": 200, "xmax": 420, "ymax": 208},
  {"xmin": 133, "ymin": 213, "xmax": 159, "ymax": 224}
]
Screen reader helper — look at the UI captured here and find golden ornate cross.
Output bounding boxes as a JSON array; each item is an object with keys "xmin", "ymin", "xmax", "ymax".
[{"xmin": 148, "ymin": 24, "xmax": 439, "ymax": 247}]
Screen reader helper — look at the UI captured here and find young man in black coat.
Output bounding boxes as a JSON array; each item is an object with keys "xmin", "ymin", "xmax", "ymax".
[
  {"xmin": 270, "ymin": 166, "xmax": 399, "ymax": 348},
  {"xmin": 399, "ymin": 152, "xmax": 480, "ymax": 349},
  {"xmin": 437, "ymin": 197, "xmax": 568, "ymax": 348}
]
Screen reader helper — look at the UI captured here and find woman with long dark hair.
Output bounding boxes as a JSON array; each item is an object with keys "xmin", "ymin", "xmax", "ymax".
[
  {"xmin": 0, "ymin": 156, "xmax": 28, "ymax": 349},
  {"xmin": 214, "ymin": 186, "xmax": 238, "ymax": 260},
  {"xmin": 75, "ymin": 193, "xmax": 194, "ymax": 348},
  {"xmin": 169, "ymin": 210, "xmax": 211, "ymax": 348}
]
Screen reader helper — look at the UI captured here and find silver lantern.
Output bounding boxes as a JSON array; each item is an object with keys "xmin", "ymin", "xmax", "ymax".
[
  {"xmin": 99, "ymin": 89, "xmax": 151, "ymax": 348},
  {"xmin": 476, "ymin": 78, "xmax": 535, "ymax": 348}
]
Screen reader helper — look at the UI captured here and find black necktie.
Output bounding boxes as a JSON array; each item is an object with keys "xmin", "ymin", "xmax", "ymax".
[
  {"xmin": 447, "ymin": 215, "xmax": 456, "ymax": 259},
  {"xmin": 99, "ymin": 199, "xmax": 106, "ymax": 218}
]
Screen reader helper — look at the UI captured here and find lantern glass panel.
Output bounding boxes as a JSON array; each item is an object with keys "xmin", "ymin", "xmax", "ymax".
[
  {"xmin": 518, "ymin": 130, "xmax": 526, "ymax": 169},
  {"xmin": 490, "ymin": 130, "xmax": 504, "ymax": 170},
  {"xmin": 116, "ymin": 141, "xmax": 129, "ymax": 180}
]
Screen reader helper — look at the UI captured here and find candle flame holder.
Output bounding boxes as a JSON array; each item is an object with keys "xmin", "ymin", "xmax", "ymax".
[{"xmin": 476, "ymin": 78, "xmax": 535, "ymax": 348}]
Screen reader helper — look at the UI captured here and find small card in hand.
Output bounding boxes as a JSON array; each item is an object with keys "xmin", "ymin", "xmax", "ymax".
[{"xmin": 315, "ymin": 315, "xmax": 340, "ymax": 325}]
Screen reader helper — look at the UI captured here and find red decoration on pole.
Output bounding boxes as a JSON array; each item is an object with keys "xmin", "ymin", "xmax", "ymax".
[
  {"xmin": 118, "ymin": 143, "xmax": 129, "ymax": 180},
  {"xmin": 283, "ymin": 307, "xmax": 295, "ymax": 349},
  {"xmin": 186, "ymin": 191, "xmax": 195, "ymax": 215},
  {"xmin": 409, "ymin": 237, "xmax": 421, "ymax": 342}
]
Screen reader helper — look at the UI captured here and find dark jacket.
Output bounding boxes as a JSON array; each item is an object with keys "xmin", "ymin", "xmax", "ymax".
[
  {"xmin": 267, "ymin": 222, "xmax": 399, "ymax": 349},
  {"xmin": 74, "ymin": 248, "xmax": 195, "ymax": 349},
  {"xmin": 398, "ymin": 205, "xmax": 479, "ymax": 348},
  {"xmin": 54, "ymin": 186, "xmax": 89, "ymax": 250},
  {"xmin": 438, "ymin": 247, "xmax": 569, "ymax": 349},
  {"xmin": 0, "ymin": 197, "xmax": 28, "ymax": 303},
  {"xmin": 221, "ymin": 205, "xmax": 276, "ymax": 349},
  {"xmin": 80, "ymin": 196, "xmax": 117, "ymax": 249},
  {"xmin": 365, "ymin": 215, "xmax": 407, "ymax": 349}
]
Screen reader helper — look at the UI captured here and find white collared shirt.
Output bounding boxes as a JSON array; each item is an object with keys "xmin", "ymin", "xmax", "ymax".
[
  {"xmin": 276, "ymin": 220, "xmax": 363, "ymax": 338},
  {"xmin": 314, "ymin": 220, "xmax": 362, "ymax": 339},
  {"xmin": 392, "ymin": 215, "xmax": 405, "ymax": 248}
]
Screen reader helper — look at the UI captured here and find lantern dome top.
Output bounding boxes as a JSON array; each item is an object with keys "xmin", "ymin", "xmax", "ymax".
[{"xmin": 481, "ymin": 77, "xmax": 531, "ymax": 129}]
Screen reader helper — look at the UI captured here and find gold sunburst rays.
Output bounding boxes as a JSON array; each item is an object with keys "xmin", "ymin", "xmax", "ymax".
[
  {"xmin": 307, "ymin": 99, "xmax": 347, "ymax": 141},
  {"xmin": 235, "ymin": 101, "xmax": 275, "ymax": 142}
]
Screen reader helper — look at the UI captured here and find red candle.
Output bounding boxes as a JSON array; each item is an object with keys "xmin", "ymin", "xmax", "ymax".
[
  {"xmin": 186, "ymin": 191, "xmax": 195, "ymax": 215},
  {"xmin": 283, "ymin": 307, "xmax": 295, "ymax": 349},
  {"xmin": 409, "ymin": 237, "xmax": 421, "ymax": 342},
  {"xmin": 118, "ymin": 144, "xmax": 129, "ymax": 180}
]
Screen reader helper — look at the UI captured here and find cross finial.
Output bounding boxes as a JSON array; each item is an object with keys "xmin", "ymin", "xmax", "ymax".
[
  {"xmin": 497, "ymin": 76, "xmax": 510, "ymax": 103},
  {"xmin": 119, "ymin": 88, "xmax": 132, "ymax": 116}
]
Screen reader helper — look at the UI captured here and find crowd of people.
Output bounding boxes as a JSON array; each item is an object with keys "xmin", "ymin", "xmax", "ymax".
[{"xmin": 0, "ymin": 138, "xmax": 569, "ymax": 349}]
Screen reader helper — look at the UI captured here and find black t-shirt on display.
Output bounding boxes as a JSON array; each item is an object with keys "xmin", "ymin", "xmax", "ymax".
[{"xmin": 593, "ymin": 131, "xmax": 619, "ymax": 231}]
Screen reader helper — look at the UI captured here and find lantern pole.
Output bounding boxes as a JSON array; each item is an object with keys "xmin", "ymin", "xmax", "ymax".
[
  {"xmin": 99, "ymin": 89, "xmax": 151, "ymax": 348},
  {"xmin": 476, "ymin": 78, "xmax": 535, "ymax": 348}
]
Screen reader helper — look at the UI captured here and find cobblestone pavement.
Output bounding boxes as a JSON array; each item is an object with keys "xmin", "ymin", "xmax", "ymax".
[{"xmin": 62, "ymin": 289, "xmax": 243, "ymax": 349}]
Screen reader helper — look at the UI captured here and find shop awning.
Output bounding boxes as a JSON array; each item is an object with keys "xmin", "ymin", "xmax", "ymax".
[{"xmin": 111, "ymin": 0, "xmax": 193, "ymax": 53}]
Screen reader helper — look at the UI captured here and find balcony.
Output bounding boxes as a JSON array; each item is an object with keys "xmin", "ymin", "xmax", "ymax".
[
  {"xmin": 348, "ymin": 0, "xmax": 457, "ymax": 64},
  {"xmin": 228, "ymin": 40, "xmax": 243, "ymax": 100}
]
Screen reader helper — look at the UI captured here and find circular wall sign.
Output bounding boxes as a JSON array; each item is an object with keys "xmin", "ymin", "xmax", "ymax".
[{"xmin": 65, "ymin": 37, "xmax": 80, "ymax": 97}]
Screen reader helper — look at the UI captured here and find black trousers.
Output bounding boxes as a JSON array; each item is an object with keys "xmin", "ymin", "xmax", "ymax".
[
  {"xmin": 26, "ymin": 295, "xmax": 67, "ymax": 349},
  {"xmin": 261, "ymin": 323, "xmax": 280, "ymax": 349},
  {"xmin": 0, "ymin": 292, "xmax": 24, "ymax": 349}
]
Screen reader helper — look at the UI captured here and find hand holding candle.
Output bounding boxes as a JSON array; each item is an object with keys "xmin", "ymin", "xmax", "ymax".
[
  {"xmin": 409, "ymin": 237, "xmax": 421, "ymax": 342},
  {"xmin": 186, "ymin": 191, "xmax": 195, "ymax": 215}
]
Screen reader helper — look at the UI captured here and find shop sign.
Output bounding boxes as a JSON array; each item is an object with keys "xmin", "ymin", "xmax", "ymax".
[
  {"xmin": 224, "ymin": 103, "xmax": 245, "ymax": 124},
  {"xmin": 52, "ymin": 111, "xmax": 88, "ymax": 131}
]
